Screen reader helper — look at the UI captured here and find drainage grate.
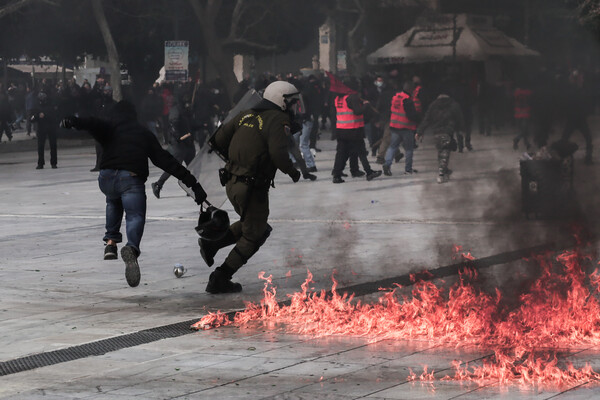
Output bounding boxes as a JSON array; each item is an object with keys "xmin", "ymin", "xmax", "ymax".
[{"xmin": 0, "ymin": 241, "xmax": 566, "ymax": 377}]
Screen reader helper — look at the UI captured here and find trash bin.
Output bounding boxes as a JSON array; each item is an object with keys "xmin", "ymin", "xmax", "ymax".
[{"xmin": 519, "ymin": 157, "xmax": 574, "ymax": 219}]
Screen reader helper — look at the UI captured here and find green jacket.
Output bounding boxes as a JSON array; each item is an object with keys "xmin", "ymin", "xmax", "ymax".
[{"xmin": 214, "ymin": 107, "xmax": 297, "ymax": 184}]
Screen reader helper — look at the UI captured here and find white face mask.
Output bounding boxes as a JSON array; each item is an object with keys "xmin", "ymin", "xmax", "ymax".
[{"xmin": 374, "ymin": 81, "xmax": 384, "ymax": 88}]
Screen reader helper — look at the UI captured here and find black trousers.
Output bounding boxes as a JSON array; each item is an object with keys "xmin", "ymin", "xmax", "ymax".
[
  {"xmin": 332, "ymin": 138, "xmax": 372, "ymax": 177},
  {"xmin": 37, "ymin": 129, "xmax": 57, "ymax": 167}
]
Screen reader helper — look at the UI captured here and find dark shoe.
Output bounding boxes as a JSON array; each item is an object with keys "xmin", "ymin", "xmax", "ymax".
[
  {"xmin": 404, "ymin": 169, "xmax": 418, "ymax": 174},
  {"xmin": 351, "ymin": 170, "xmax": 365, "ymax": 178},
  {"xmin": 90, "ymin": 167, "xmax": 100, "ymax": 172},
  {"xmin": 307, "ymin": 166, "xmax": 317, "ymax": 173},
  {"xmin": 458, "ymin": 147, "xmax": 464, "ymax": 153},
  {"xmin": 437, "ymin": 174, "xmax": 449, "ymax": 184},
  {"xmin": 121, "ymin": 246, "xmax": 140, "ymax": 287},
  {"xmin": 104, "ymin": 244, "xmax": 118, "ymax": 260},
  {"xmin": 466, "ymin": 145, "xmax": 473, "ymax": 151},
  {"xmin": 341, "ymin": 172, "xmax": 348, "ymax": 177},
  {"xmin": 313, "ymin": 148, "xmax": 322, "ymax": 152},
  {"xmin": 332, "ymin": 176, "xmax": 345, "ymax": 184},
  {"xmin": 394, "ymin": 152, "xmax": 404, "ymax": 163},
  {"xmin": 383, "ymin": 165, "xmax": 392, "ymax": 176},
  {"xmin": 303, "ymin": 173, "xmax": 317, "ymax": 181},
  {"xmin": 375, "ymin": 157, "xmax": 384, "ymax": 165},
  {"xmin": 36, "ymin": 165, "xmax": 43, "ymax": 170},
  {"xmin": 151, "ymin": 182, "xmax": 161, "ymax": 199},
  {"xmin": 51, "ymin": 165, "xmax": 57, "ymax": 169},
  {"xmin": 206, "ymin": 269, "xmax": 242, "ymax": 294},
  {"xmin": 366, "ymin": 170, "xmax": 382, "ymax": 181}
]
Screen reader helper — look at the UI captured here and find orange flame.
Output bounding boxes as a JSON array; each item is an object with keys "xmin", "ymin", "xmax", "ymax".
[{"xmin": 192, "ymin": 247, "xmax": 600, "ymax": 386}]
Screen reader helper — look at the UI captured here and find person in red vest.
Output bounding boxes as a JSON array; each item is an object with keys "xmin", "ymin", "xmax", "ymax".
[
  {"xmin": 382, "ymin": 81, "xmax": 420, "ymax": 176},
  {"xmin": 512, "ymin": 83, "xmax": 533, "ymax": 150},
  {"xmin": 331, "ymin": 78, "xmax": 382, "ymax": 183}
]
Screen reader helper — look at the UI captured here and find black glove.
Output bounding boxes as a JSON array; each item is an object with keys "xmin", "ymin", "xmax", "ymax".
[
  {"xmin": 60, "ymin": 116, "xmax": 78, "ymax": 129},
  {"xmin": 290, "ymin": 169, "xmax": 301, "ymax": 183},
  {"xmin": 191, "ymin": 182, "xmax": 207, "ymax": 205},
  {"xmin": 303, "ymin": 172, "xmax": 317, "ymax": 181}
]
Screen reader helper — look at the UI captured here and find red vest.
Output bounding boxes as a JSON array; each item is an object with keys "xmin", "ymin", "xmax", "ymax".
[
  {"xmin": 390, "ymin": 92, "xmax": 417, "ymax": 130},
  {"xmin": 412, "ymin": 85, "xmax": 422, "ymax": 113},
  {"xmin": 514, "ymin": 88, "xmax": 532, "ymax": 119},
  {"xmin": 335, "ymin": 95, "xmax": 364, "ymax": 130}
]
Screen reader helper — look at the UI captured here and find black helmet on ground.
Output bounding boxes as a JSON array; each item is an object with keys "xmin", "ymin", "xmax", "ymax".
[{"xmin": 195, "ymin": 206, "xmax": 230, "ymax": 241}]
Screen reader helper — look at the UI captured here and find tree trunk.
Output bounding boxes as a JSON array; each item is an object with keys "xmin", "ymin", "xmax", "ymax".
[
  {"xmin": 188, "ymin": 0, "xmax": 239, "ymax": 105},
  {"xmin": 92, "ymin": 0, "xmax": 122, "ymax": 101}
]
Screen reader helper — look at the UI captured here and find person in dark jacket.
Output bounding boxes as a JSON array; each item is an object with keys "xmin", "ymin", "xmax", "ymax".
[
  {"xmin": 33, "ymin": 92, "xmax": 59, "ymax": 169},
  {"xmin": 416, "ymin": 93, "xmax": 465, "ymax": 183},
  {"xmin": 60, "ymin": 100, "xmax": 207, "ymax": 288},
  {"xmin": 151, "ymin": 100, "xmax": 197, "ymax": 198},
  {"xmin": 0, "ymin": 87, "xmax": 13, "ymax": 142}
]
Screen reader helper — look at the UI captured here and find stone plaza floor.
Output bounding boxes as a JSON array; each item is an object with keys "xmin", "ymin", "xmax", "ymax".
[{"xmin": 0, "ymin": 123, "xmax": 599, "ymax": 399}]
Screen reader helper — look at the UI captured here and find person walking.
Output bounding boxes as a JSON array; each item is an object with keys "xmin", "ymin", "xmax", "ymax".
[
  {"xmin": 382, "ymin": 81, "xmax": 420, "ymax": 176},
  {"xmin": 60, "ymin": 100, "xmax": 207, "ymax": 288},
  {"xmin": 33, "ymin": 92, "xmax": 59, "ymax": 169},
  {"xmin": 416, "ymin": 92, "xmax": 465, "ymax": 183},
  {"xmin": 331, "ymin": 78, "xmax": 382, "ymax": 183},
  {"xmin": 151, "ymin": 100, "xmax": 197, "ymax": 198}
]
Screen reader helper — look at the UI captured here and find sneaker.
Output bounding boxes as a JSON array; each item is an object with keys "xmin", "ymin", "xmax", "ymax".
[
  {"xmin": 104, "ymin": 244, "xmax": 118, "ymax": 260},
  {"xmin": 437, "ymin": 174, "xmax": 449, "ymax": 184},
  {"xmin": 466, "ymin": 145, "xmax": 473, "ymax": 151},
  {"xmin": 332, "ymin": 176, "xmax": 345, "ymax": 184},
  {"xmin": 383, "ymin": 165, "xmax": 392, "ymax": 176},
  {"xmin": 351, "ymin": 170, "xmax": 365, "ymax": 178},
  {"xmin": 51, "ymin": 165, "xmax": 57, "ymax": 169},
  {"xmin": 310, "ymin": 148, "xmax": 317, "ymax": 158},
  {"xmin": 151, "ymin": 182, "xmax": 161, "ymax": 199},
  {"xmin": 121, "ymin": 246, "xmax": 141, "ymax": 287},
  {"xmin": 206, "ymin": 269, "xmax": 242, "ymax": 294},
  {"xmin": 36, "ymin": 165, "xmax": 43, "ymax": 170},
  {"xmin": 303, "ymin": 173, "xmax": 317, "ymax": 181},
  {"xmin": 404, "ymin": 169, "xmax": 418, "ymax": 174},
  {"xmin": 307, "ymin": 166, "xmax": 318, "ymax": 173},
  {"xmin": 366, "ymin": 170, "xmax": 382, "ymax": 181}
]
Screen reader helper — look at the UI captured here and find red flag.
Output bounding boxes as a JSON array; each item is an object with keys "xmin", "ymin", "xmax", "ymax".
[{"xmin": 326, "ymin": 71, "xmax": 357, "ymax": 95}]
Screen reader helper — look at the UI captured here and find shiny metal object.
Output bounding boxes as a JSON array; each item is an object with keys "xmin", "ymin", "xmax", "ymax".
[{"xmin": 173, "ymin": 263, "xmax": 186, "ymax": 278}]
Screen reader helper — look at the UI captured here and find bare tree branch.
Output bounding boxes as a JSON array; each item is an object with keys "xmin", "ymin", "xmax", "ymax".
[
  {"xmin": 227, "ymin": 0, "xmax": 246, "ymax": 39},
  {"xmin": 221, "ymin": 37, "xmax": 277, "ymax": 51},
  {"xmin": 92, "ymin": 0, "xmax": 122, "ymax": 101},
  {"xmin": 0, "ymin": 0, "xmax": 57, "ymax": 19}
]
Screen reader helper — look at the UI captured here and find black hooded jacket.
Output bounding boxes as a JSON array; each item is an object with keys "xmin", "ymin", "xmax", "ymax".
[{"xmin": 72, "ymin": 102, "xmax": 196, "ymax": 185}]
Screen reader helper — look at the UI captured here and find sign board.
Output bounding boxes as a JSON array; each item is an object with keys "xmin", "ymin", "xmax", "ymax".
[{"xmin": 164, "ymin": 40, "xmax": 189, "ymax": 82}]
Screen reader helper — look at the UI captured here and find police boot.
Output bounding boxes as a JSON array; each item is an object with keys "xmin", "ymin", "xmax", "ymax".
[
  {"xmin": 206, "ymin": 264, "xmax": 242, "ymax": 294},
  {"xmin": 199, "ymin": 229, "xmax": 236, "ymax": 267}
]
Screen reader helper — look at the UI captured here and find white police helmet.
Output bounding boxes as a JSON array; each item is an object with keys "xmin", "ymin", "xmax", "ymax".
[{"xmin": 262, "ymin": 81, "xmax": 302, "ymax": 112}]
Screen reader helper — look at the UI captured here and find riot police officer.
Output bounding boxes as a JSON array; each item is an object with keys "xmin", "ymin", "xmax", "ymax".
[{"xmin": 199, "ymin": 81, "xmax": 302, "ymax": 294}]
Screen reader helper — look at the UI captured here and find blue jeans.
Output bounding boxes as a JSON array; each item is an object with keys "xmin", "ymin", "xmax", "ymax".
[
  {"xmin": 385, "ymin": 128, "xmax": 415, "ymax": 172},
  {"xmin": 98, "ymin": 169, "xmax": 147, "ymax": 255},
  {"xmin": 296, "ymin": 120, "xmax": 315, "ymax": 168}
]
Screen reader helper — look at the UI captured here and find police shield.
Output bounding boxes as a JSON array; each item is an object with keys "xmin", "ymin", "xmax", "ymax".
[{"xmin": 178, "ymin": 89, "xmax": 263, "ymax": 202}]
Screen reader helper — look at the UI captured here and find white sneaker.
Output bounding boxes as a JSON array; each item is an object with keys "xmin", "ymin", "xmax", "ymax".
[{"xmin": 310, "ymin": 148, "xmax": 317, "ymax": 158}]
